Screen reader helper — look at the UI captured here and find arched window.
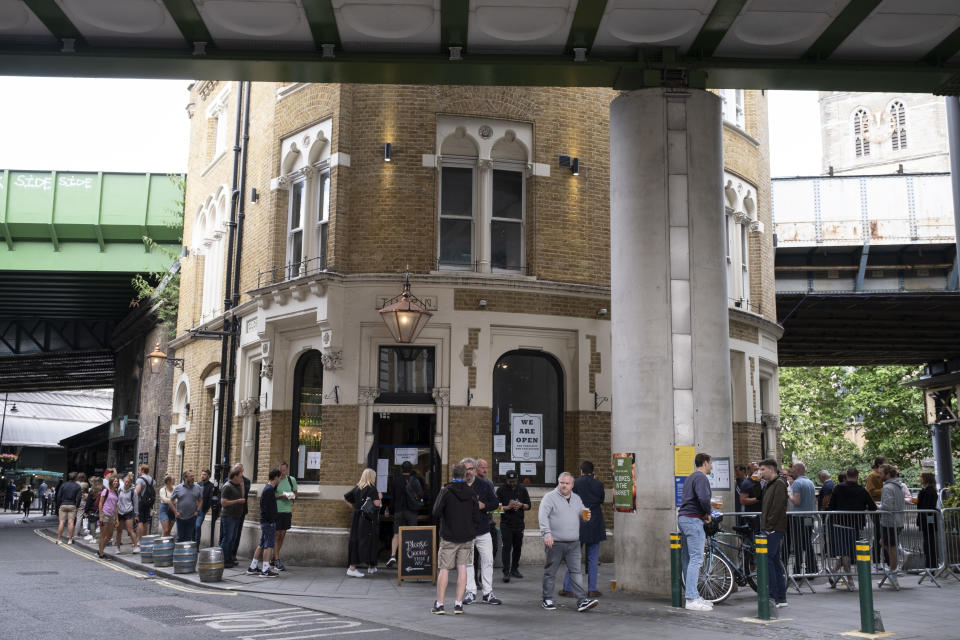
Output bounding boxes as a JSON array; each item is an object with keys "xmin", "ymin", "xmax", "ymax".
[
  {"xmin": 193, "ymin": 187, "xmax": 229, "ymax": 322},
  {"xmin": 854, "ymin": 108, "xmax": 871, "ymax": 158},
  {"xmin": 290, "ymin": 350, "xmax": 323, "ymax": 482},
  {"xmin": 890, "ymin": 101, "xmax": 907, "ymax": 151},
  {"xmin": 491, "ymin": 350, "xmax": 563, "ymax": 486}
]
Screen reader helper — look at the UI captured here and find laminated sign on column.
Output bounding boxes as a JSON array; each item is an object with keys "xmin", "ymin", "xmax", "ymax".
[{"xmin": 511, "ymin": 413, "xmax": 543, "ymax": 461}]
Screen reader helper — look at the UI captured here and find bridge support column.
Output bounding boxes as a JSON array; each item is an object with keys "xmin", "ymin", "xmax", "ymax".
[{"xmin": 610, "ymin": 88, "xmax": 733, "ymax": 594}]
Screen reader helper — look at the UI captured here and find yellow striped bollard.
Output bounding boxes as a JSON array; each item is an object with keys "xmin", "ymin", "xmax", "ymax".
[
  {"xmin": 755, "ymin": 533, "xmax": 769, "ymax": 620},
  {"xmin": 856, "ymin": 540, "xmax": 875, "ymax": 634},
  {"xmin": 670, "ymin": 532, "xmax": 683, "ymax": 607}
]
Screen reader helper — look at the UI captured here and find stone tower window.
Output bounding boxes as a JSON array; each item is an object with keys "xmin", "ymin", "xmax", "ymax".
[
  {"xmin": 854, "ymin": 108, "xmax": 871, "ymax": 158},
  {"xmin": 890, "ymin": 101, "xmax": 907, "ymax": 151}
]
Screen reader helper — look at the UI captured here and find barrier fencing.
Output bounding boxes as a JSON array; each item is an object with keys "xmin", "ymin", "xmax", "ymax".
[{"xmin": 717, "ymin": 508, "xmax": 960, "ymax": 592}]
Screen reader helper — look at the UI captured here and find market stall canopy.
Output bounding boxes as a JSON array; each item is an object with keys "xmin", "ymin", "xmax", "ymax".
[
  {"xmin": 0, "ymin": 390, "xmax": 112, "ymax": 447},
  {"xmin": 1, "ymin": 1, "xmax": 960, "ymax": 93}
]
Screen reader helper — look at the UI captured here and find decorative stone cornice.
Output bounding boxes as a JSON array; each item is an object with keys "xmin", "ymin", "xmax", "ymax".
[
  {"xmin": 238, "ymin": 397, "xmax": 260, "ymax": 416},
  {"xmin": 321, "ymin": 350, "xmax": 343, "ymax": 370},
  {"xmin": 260, "ymin": 359, "xmax": 273, "ymax": 379},
  {"xmin": 358, "ymin": 386, "xmax": 379, "ymax": 405},
  {"xmin": 432, "ymin": 386, "xmax": 450, "ymax": 407}
]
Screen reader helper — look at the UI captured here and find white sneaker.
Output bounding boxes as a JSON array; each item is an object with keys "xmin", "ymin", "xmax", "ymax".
[
  {"xmin": 132, "ymin": 546, "xmax": 141, "ymax": 554},
  {"xmin": 685, "ymin": 598, "xmax": 713, "ymax": 611},
  {"xmin": 346, "ymin": 568, "xmax": 364, "ymax": 578},
  {"xmin": 367, "ymin": 567, "xmax": 378, "ymax": 575}
]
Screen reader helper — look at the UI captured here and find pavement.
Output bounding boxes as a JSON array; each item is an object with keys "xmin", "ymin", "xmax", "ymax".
[{"xmin": 44, "ymin": 524, "xmax": 960, "ymax": 640}]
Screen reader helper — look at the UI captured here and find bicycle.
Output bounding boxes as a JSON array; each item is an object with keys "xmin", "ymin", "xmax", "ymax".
[{"xmin": 681, "ymin": 514, "xmax": 758, "ymax": 604}]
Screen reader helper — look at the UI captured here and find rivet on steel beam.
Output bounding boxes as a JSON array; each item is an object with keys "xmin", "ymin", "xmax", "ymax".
[
  {"xmin": 322, "ymin": 44, "xmax": 336, "ymax": 59},
  {"xmin": 449, "ymin": 46, "xmax": 462, "ymax": 61},
  {"xmin": 573, "ymin": 47, "xmax": 587, "ymax": 63}
]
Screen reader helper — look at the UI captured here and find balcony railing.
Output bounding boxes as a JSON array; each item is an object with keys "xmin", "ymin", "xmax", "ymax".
[{"xmin": 257, "ymin": 256, "xmax": 327, "ymax": 288}]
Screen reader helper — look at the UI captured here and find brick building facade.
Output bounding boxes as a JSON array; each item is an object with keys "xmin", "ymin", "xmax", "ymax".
[{"xmin": 167, "ymin": 83, "xmax": 780, "ymax": 563}]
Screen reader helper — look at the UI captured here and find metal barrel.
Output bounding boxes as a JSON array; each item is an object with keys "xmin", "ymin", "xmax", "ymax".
[
  {"xmin": 152, "ymin": 537, "xmax": 175, "ymax": 567},
  {"xmin": 198, "ymin": 547, "xmax": 225, "ymax": 583},
  {"xmin": 139, "ymin": 535, "xmax": 160, "ymax": 564},
  {"xmin": 173, "ymin": 541, "xmax": 198, "ymax": 574}
]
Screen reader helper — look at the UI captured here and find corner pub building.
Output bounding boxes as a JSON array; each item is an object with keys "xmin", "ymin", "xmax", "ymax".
[{"xmin": 168, "ymin": 81, "xmax": 781, "ymax": 574}]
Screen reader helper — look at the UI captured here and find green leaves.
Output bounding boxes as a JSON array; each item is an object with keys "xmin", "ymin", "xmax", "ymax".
[{"xmin": 779, "ymin": 365, "xmax": 930, "ymax": 474}]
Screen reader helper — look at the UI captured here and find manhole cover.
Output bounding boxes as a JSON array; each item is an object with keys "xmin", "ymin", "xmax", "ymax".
[
  {"xmin": 123, "ymin": 605, "xmax": 199, "ymax": 627},
  {"xmin": 17, "ymin": 571, "xmax": 59, "ymax": 575}
]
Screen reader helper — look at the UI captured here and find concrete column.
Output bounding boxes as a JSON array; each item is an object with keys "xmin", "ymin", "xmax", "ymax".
[{"xmin": 610, "ymin": 88, "xmax": 733, "ymax": 594}]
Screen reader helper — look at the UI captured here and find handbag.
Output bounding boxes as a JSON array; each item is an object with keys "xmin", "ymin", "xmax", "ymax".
[{"xmin": 360, "ymin": 496, "xmax": 378, "ymax": 521}]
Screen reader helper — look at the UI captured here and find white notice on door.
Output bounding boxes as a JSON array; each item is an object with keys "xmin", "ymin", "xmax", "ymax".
[
  {"xmin": 306, "ymin": 452, "xmax": 322, "ymax": 469},
  {"xmin": 498, "ymin": 462, "xmax": 516, "ymax": 477},
  {"xmin": 544, "ymin": 449, "xmax": 557, "ymax": 484},
  {"xmin": 493, "ymin": 435, "xmax": 506, "ymax": 453},
  {"xmin": 376, "ymin": 458, "xmax": 389, "ymax": 493},
  {"xmin": 520, "ymin": 462, "xmax": 537, "ymax": 476},
  {"xmin": 510, "ymin": 413, "xmax": 543, "ymax": 461},
  {"xmin": 394, "ymin": 447, "xmax": 418, "ymax": 465}
]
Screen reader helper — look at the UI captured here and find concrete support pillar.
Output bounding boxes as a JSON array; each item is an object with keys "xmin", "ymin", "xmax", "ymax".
[{"xmin": 610, "ymin": 88, "xmax": 733, "ymax": 594}]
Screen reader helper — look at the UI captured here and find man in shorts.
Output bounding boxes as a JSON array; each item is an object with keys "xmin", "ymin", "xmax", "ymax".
[
  {"xmin": 246, "ymin": 468, "xmax": 281, "ymax": 578},
  {"xmin": 135, "ymin": 464, "xmax": 154, "ymax": 539},
  {"xmin": 55, "ymin": 472, "xmax": 82, "ymax": 544},
  {"xmin": 274, "ymin": 462, "xmax": 298, "ymax": 571},
  {"xmin": 431, "ymin": 463, "xmax": 479, "ymax": 615}
]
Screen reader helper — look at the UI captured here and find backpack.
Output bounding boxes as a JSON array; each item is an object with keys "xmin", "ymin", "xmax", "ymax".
[
  {"xmin": 405, "ymin": 475, "xmax": 424, "ymax": 510},
  {"xmin": 141, "ymin": 478, "xmax": 156, "ymax": 510}
]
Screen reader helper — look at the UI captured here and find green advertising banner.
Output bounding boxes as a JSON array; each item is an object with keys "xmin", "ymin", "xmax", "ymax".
[{"xmin": 612, "ymin": 452, "xmax": 636, "ymax": 513}]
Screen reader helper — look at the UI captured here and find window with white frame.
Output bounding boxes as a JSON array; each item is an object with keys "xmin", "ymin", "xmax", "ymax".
[
  {"xmin": 206, "ymin": 87, "xmax": 229, "ymax": 164},
  {"xmin": 437, "ymin": 119, "xmax": 530, "ymax": 273},
  {"xmin": 719, "ymin": 89, "xmax": 745, "ymax": 129},
  {"xmin": 723, "ymin": 173, "xmax": 757, "ymax": 310},
  {"xmin": 278, "ymin": 120, "xmax": 333, "ymax": 279},
  {"xmin": 193, "ymin": 187, "xmax": 229, "ymax": 322}
]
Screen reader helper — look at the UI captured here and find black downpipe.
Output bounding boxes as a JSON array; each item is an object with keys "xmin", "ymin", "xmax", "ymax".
[
  {"xmin": 221, "ymin": 80, "xmax": 251, "ymax": 486},
  {"xmin": 212, "ymin": 81, "xmax": 245, "ymax": 532}
]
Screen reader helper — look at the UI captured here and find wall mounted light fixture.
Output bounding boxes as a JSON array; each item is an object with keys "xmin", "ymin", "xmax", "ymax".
[
  {"xmin": 147, "ymin": 342, "xmax": 184, "ymax": 373},
  {"xmin": 384, "ymin": 142, "xmax": 392, "ymax": 162},
  {"xmin": 558, "ymin": 154, "xmax": 580, "ymax": 176},
  {"xmin": 571, "ymin": 157, "xmax": 580, "ymax": 176}
]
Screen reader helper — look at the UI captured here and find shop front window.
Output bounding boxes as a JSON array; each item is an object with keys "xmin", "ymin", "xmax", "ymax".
[
  {"xmin": 377, "ymin": 346, "xmax": 435, "ymax": 404},
  {"xmin": 291, "ymin": 350, "xmax": 323, "ymax": 481},
  {"xmin": 492, "ymin": 350, "xmax": 563, "ymax": 486}
]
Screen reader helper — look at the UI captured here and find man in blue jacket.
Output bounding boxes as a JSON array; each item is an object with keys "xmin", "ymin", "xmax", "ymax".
[
  {"xmin": 561, "ymin": 461, "xmax": 606, "ymax": 598},
  {"xmin": 461, "ymin": 457, "xmax": 501, "ymax": 606}
]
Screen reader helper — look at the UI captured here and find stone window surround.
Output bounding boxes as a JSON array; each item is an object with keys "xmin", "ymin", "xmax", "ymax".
[
  {"xmin": 193, "ymin": 185, "xmax": 230, "ymax": 323},
  {"xmin": 202, "ymin": 85, "xmax": 230, "ymax": 175},
  {"xmin": 723, "ymin": 171, "xmax": 760, "ymax": 312},
  {"xmin": 274, "ymin": 118, "xmax": 335, "ymax": 279},
  {"xmin": 434, "ymin": 116, "xmax": 534, "ymax": 274}
]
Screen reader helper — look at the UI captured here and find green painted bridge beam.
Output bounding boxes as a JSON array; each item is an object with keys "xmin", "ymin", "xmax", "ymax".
[
  {"xmin": 441, "ymin": 0, "xmax": 470, "ymax": 53},
  {"xmin": 687, "ymin": 0, "xmax": 748, "ymax": 59},
  {"xmin": 160, "ymin": 0, "xmax": 214, "ymax": 48},
  {"xmin": 0, "ymin": 241, "xmax": 181, "ymax": 272},
  {"xmin": 565, "ymin": 0, "xmax": 608, "ymax": 55},
  {"xmin": 21, "ymin": 0, "xmax": 85, "ymax": 47},
  {"xmin": 302, "ymin": 0, "xmax": 341, "ymax": 51},
  {"xmin": 803, "ymin": 0, "xmax": 881, "ymax": 61},
  {"xmin": 0, "ymin": 48, "xmax": 957, "ymax": 94}
]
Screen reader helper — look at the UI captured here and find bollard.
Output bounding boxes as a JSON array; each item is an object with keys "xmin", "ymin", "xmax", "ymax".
[
  {"xmin": 670, "ymin": 532, "xmax": 683, "ymax": 607},
  {"xmin": 856, "ymin": 540, "xmax": 875, "ymax": 634},
  {"xmin": 755, "ymin": 533, "xmax": 770, "ymax": 621}
]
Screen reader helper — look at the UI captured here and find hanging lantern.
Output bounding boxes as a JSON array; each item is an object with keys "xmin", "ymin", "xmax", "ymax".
[{"xmin": 378, "ymin": 272, "xmax": 432, "ymax": 343}]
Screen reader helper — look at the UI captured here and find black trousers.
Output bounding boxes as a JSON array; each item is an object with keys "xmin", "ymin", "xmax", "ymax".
[{"xmin": 501, "ymin": 526, "xmax": 523, "ymax": 574}]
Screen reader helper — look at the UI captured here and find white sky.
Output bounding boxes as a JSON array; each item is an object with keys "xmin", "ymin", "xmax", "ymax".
[
  {"xmin": 0, "ymin": 77, "xmax": 821, "ymax": 177},
  {"xmin": 0, "ymin": 76, "xmax": 191, "ymax": 173}
]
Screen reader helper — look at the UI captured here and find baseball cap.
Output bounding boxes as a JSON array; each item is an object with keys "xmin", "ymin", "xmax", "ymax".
[{"xmin": 505, "ymin": 470, "xmax": 518, "ymax": 480}]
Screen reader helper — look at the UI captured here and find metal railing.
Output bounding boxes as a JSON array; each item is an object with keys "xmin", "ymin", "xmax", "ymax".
[
  {"xmin": 257, "ymin": 256, "xmax": 328, "ymax": 288},
  {"xmin": 718, "ymin": 508, "xmax": 955, "ymax": 592}
]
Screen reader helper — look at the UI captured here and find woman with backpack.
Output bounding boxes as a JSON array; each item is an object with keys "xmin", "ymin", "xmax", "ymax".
[
  {"xmin": 97, "ymin": 476, "xmax": 120, "ymax": 558},
  {"xmin": 158, "ymin": 475, "xmax": 175, "ymax": 537},
  {"xmin": 343, "ymin": 468, "xmax": 381, "ymax": 577},
  {"xmin": 115, "ymin": 473, "xmax": 140, "ymax": 552}
]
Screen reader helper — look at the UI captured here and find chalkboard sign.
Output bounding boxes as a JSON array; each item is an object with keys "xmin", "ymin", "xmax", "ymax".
[{"xmin": 397, "ymin": 526, "xmax": 436, "ymax": 585}]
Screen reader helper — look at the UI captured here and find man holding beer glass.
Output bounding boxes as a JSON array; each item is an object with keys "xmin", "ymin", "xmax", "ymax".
[{"xmin": 538, "ymin": 472, "xmax": 599, "ymax": 613}]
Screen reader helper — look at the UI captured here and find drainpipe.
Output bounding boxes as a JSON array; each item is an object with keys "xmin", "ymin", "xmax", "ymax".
[{"xmin": 221, "ymin": 80, "xmax": 251, "ymax": 485}]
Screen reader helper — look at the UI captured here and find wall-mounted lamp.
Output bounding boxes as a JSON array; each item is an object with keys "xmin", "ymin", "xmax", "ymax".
[
  {"xmin": 379, "ymin": 271, "xmax": 432, "ymax": 343},
  {"xmin": 180, "ymin": 246, "xmax": 190, "ymax": 258},
  {"xmin": 571, "ymin": 157, "xmax": 580, "ymax": 176},
  {"xmin": 147, "ymin": 342, "xmax": 184, "ymax": 374},
  {"xmin": 384, "ymin": 142, "xmax": 392, "ymax": 162},
  {"xmin": 478, "ymin": 299, "xmax": 487, "ymax": 308},
  {"xmin": 597, "ymin": 308, "xmax": 608, "ymax": 317},
  {"xmin": 250, "ymin": 188, "xmax": 259, "ymax": 203},
  {"xmin": 558, "ymin": 154, "xmax": 580, "ymax": 176}
]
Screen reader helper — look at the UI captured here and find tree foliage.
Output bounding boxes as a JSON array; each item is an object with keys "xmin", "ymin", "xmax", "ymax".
[
  {"xmin": 779, "ymin": 365, "xmax": 931, "ymax": 476},
  {"xmin": 132, "ymin": 174, "xmax": 184, "ymax": 338}
]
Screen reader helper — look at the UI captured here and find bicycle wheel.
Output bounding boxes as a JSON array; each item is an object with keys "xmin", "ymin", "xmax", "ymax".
[{"xmin": 698, "ymin": 550, "xmax": 736, "ymax": 603}]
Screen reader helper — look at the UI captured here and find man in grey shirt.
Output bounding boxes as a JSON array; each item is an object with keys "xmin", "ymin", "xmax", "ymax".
[
  {"xmin": 538, "ymin": 472, "xmax": 598, "ymax": 613},
  {"xmin": 170, "ymin": 470, "xmax": 203, "ymax": 543},
  {"xmin": 788, "ymin": 462, "xmax": 817, "ymax": 574}
]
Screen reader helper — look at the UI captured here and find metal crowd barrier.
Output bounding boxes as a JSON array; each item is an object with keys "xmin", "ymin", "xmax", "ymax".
[{"xmin": 719, "ymin": 508, "xmax": 952, "ymax": 591}]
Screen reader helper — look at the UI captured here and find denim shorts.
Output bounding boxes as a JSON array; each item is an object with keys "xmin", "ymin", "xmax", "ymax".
[
  {"xmin": 259, "ymin": 522, "xmax": 276, "ymax": 549},
  {"xmin": 158, "ymin": 504, "xmax": 173, "ymax": 522}
]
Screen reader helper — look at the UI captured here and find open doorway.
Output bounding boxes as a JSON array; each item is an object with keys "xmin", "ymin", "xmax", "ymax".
[{"xmin": 367, "ymin": 412, "xmax": 438, "ymax": 516}]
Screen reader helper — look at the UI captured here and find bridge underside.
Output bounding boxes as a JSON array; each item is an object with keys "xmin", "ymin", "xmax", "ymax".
[
  {"xmin": 0, "ymin": 271, "xmax": 146, "ymax": 391},
  {"xmin": 777, "ymin": 292, "xmax": 960, "ymax": 367}
]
